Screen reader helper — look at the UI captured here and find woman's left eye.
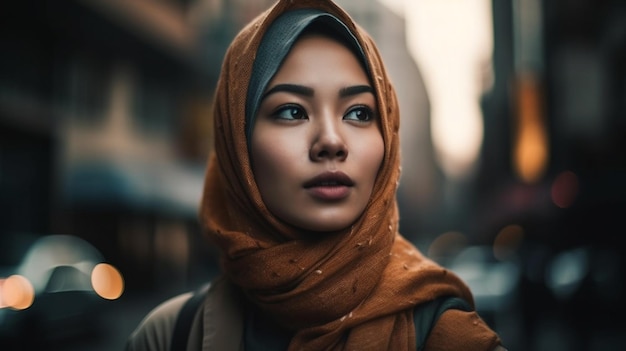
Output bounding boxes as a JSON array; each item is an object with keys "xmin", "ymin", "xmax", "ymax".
[{"xmin": 344, "ymin": 106, "xmax": 375, "ymax": 122}]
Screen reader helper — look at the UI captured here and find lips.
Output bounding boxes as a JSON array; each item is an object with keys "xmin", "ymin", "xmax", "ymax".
[
  {"xmin": 303, "ymin": 171, "xmax": 354, "ymax": 188},
  {"xmin": 303, "ymin": 171, "xmax": 354, "ymax": 201}
]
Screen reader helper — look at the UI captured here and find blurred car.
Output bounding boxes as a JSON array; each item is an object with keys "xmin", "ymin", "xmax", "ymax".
[{"xmin": 0, "ymin": 234, "xmax": 124, "ymax": 349}]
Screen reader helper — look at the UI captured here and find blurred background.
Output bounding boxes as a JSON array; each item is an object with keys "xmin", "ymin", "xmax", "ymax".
[{"xmin": 0, "ymin": 0, "xmax": 624, "ymax": 350}]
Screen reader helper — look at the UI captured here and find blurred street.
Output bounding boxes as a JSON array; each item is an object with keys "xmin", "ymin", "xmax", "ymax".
[{"xmin": 2, "ymin": 0, "xmax": 625, "ymax": 350}]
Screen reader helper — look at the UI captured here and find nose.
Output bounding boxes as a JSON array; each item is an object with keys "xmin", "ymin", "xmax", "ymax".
[{"xmin": 309, "ymin": 117, "xmax": 348, "ymax": 162}]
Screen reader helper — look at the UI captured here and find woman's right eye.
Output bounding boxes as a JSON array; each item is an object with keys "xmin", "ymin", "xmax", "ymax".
[{"xmin": 272, "ymin": 105, "xmax": 308, "ymax": 120}]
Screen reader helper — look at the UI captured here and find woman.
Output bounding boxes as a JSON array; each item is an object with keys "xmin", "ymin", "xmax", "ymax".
[{"xmin": 126, "ymin": 0, "xmax": 506, "ymax": 350}]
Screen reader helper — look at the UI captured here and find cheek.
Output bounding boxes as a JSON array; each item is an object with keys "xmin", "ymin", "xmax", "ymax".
[
  {"xmin": 354, "ymin": 131, "xmax": 385, "ymax": 181},
  {"xmin": 251, "ymin": 131, "xmax": 303, "ymax": 189}
]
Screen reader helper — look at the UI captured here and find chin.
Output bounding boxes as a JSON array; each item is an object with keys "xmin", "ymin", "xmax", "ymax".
[
  {"xmin": 273, "ymin": 206, "xmax": 366, "ymax": 235},
  {"xmin": 293, "ymin": 217, "xmax": 356, "ymax": 234}
]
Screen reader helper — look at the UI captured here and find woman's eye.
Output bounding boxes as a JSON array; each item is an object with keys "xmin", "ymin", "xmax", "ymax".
[
  {"xmin": 344, "ymin": 106, "xmax": 375, "ymax": 122},
  {"xmin": 273, "ymin": 105, "xmax": 308, "ymax": 120}
]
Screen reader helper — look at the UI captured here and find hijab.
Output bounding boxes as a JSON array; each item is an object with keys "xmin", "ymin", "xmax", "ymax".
[{"xmin": 199, "ymin": 0, "xmax": 500, "ymax": 349}]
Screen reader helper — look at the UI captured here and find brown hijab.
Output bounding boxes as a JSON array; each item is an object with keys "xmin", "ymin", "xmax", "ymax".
[{"xmin": 199, "ymin": 0, "xmax": 501, "ymax": 350}]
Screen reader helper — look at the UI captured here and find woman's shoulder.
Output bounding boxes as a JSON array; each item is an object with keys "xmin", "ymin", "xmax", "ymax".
[
  {"xmin": 125, "ymin": 289, "xmax": 197, "ymax": 351},
  {"xmin": 125, "ymin": 275, "xmax": 244, "ymax": 351},
  {"xmin": 425, "ymin": 308, "xmax": 505, "ymax": 351}
]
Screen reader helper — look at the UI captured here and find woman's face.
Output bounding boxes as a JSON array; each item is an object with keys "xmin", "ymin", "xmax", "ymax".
[{"xmin": 251, "ymin": 34, "xmax": 384, "ymax": 233}]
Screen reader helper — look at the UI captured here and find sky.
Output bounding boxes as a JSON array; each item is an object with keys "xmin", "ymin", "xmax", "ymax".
[{"xmin": 379, "ymin": 0, "xmax": 494, "ymax": 180}]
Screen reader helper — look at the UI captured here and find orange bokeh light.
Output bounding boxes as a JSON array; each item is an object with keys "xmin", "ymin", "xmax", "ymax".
[
  {"xmin": 91, "ymin": 263, "xmax": 124, "ymax": 300},
  {"xmin": 493, "ymin": 224, "xmax": 524, "ymax": 261},
  {"xmin": 2, "ymin": 275, "xmax": 35, "ymax": 310}
]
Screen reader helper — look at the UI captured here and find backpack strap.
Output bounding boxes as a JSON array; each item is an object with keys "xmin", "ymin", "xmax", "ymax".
[
  {"xmin": 414, "ymin": 296, "xmax": 472, "ymax": 351},
  {"xmin": 170, "ymin": 284, "xmax": 211, "ymax": 351}
]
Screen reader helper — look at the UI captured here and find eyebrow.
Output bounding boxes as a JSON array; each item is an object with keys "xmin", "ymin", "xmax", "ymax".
[
  {"xmin": 261, "ymin": 84, "xmax": 374, "ymax": 101},
  {"xmin": 339, "ymin": 85, "xmax": 374, "ymax": 97},
  {"xmin": 262, "ymin": 84, "xmax": 314, "ymax": 100}
]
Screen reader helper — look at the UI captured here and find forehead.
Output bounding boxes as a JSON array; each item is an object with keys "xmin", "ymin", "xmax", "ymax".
[{"xmin": 270, "ymin": 34, "xmax": 370, "ymax": 85}]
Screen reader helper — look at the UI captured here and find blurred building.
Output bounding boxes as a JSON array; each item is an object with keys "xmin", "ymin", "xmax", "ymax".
[
  {"xmin": 474, "ymin": 0, "xmax": 626, "ymax": 349},
  {"xmin": 0, "ymin": 0, "xmax": 238, "ymax": 293}
]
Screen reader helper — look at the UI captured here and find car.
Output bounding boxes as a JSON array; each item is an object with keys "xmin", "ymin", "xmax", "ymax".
[{"xmin": 0, "ymin": 234, "xmax": 124, "ymax": 349}]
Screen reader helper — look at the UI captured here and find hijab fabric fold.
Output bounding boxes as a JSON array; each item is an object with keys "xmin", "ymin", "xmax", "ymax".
[{"xmin": 200, "ymin": 0, "xmax": 488, "ymax": 349}]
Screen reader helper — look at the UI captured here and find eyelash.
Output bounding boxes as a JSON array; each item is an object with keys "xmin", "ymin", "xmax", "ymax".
[
  {"xmin": 271, "ymin": 104, "xmax": 377, "ymax": 122},
  {"xmin": 272, "ymin": 104, "xmax": 308, "ymax": 120},
  {"xmin": 345, "ymin": 105, "xmax": 376, "ymax": 122}
]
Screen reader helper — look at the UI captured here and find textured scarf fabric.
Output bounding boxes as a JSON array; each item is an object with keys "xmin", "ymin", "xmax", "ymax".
[{"xmin": 199, "ymin": 0, "xmax": 498, "ymax": 350}]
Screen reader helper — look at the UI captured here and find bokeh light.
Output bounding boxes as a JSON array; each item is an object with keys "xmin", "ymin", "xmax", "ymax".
[
  {"xmin": 493, "ymin": 224, "xmax": 524, "ymax": 261},
  {"xmin": 546, "ymin": 248, "xmax": 588, "ymax": 300},
  {"xmin": 1, "ymin": 275, "xmax": 35, "ymax": 310},
  {"xmin": 551, "ymin": 170, "xmax": 579, "ymax": 208},
  {"xmin": 91, "ymin": 263, "xmax": 124, "ymax": 300},
  {"xmin": 513, "ymin": 73, "xmax": 549, "ymax": 184},
  {"xmin": 428, "ymin": 231, "xmax": 468, "ymax": 262}
]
